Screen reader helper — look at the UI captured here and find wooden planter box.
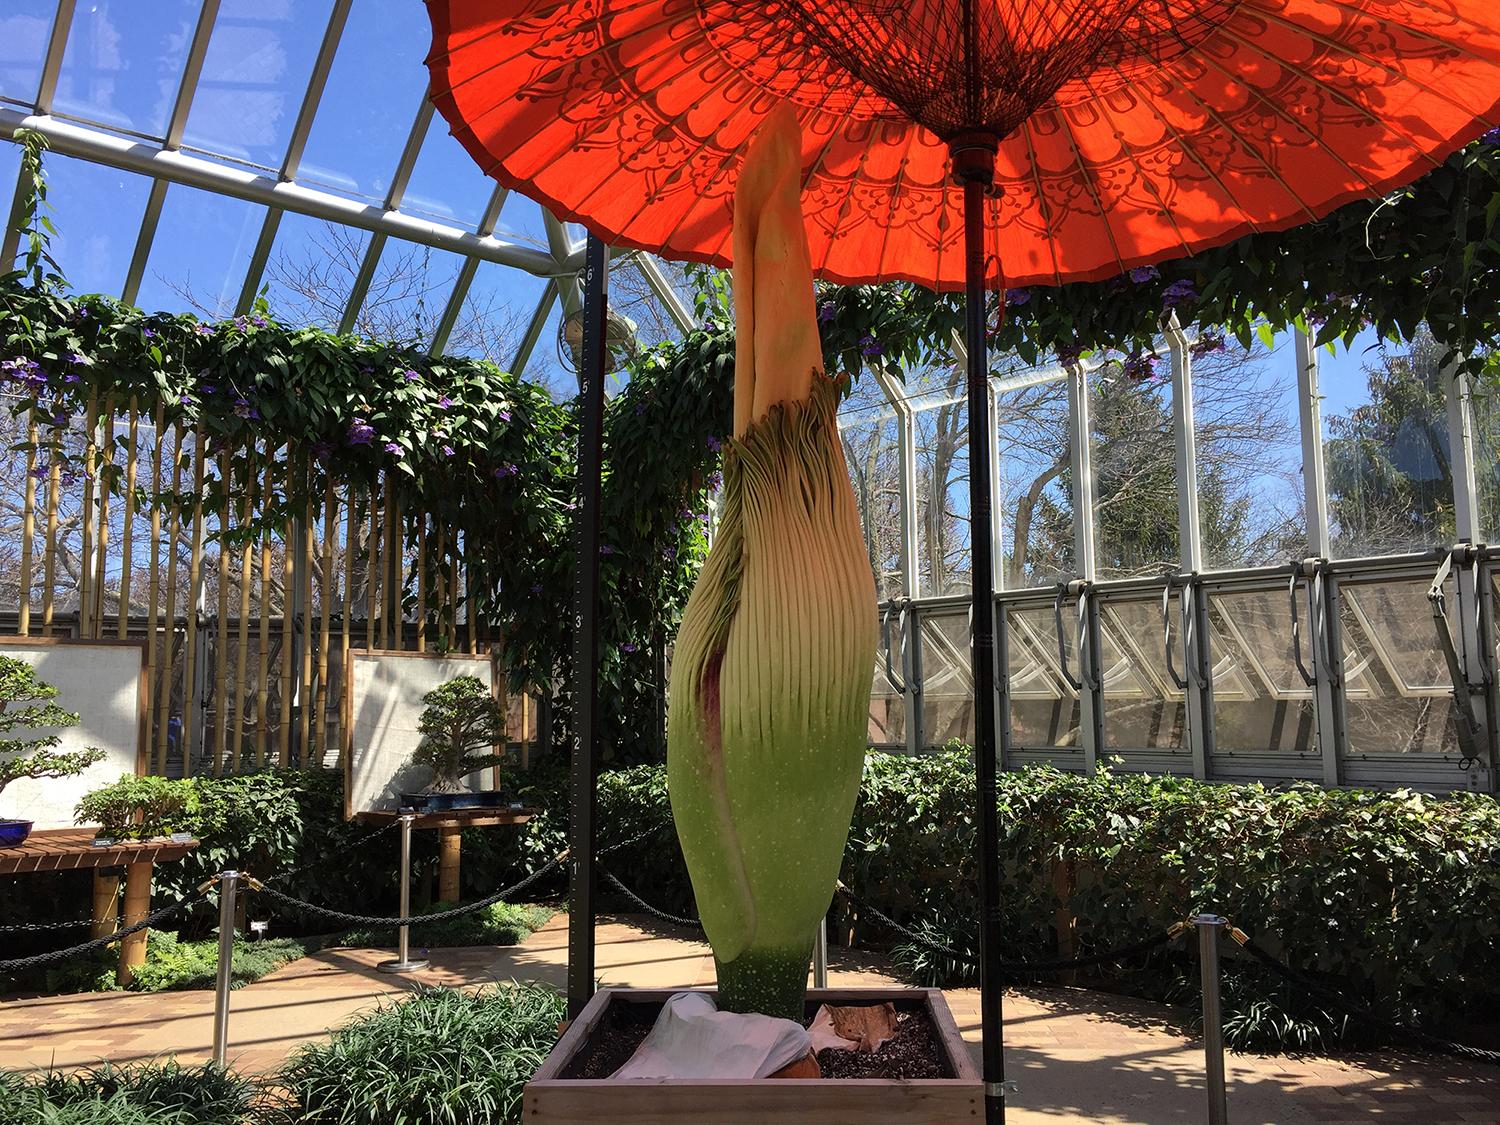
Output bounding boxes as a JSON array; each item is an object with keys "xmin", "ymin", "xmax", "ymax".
[{"xmin": 526, "ymin": 987, "xmax": 980, "ymax": 1124}]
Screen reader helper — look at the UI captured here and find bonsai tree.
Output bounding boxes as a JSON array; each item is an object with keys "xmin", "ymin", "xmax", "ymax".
[
  {"xmin": 412, "ymin": 676, "xmax": 508, "ymax": 792},
  {"xmin": 667, "ymin": 108, "xmax": 878, "ymax": 1020},
  {"xmin": 0, "ymin": 656, "xmax": 104, "ymax": 804}
]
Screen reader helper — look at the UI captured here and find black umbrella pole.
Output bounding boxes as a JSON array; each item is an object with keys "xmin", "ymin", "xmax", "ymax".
[
  {"xmin": 567, "ymin": 234, "xmax": 608, "ymax": 1018},
  {"xmin": 961, "ymin": 165, "xmax": 1008, "ymax": 1124}
]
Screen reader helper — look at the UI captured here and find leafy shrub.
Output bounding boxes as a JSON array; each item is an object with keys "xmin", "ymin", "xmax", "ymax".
[
  {"xmin": 335, "ymin": 902, "xmax": 552, "ymax": 951},
  {"xmin": 39, "ymin": 932, "xmax": 308, "ymax": 995},
  {"xmin": 0, "ymin": 1060, "xmax": 260, "ymax": 1124},
  {"xmin": 279, "ymin": 984, "xmax": 566, "ymax": 1125},
  {"xmin": 74, "ymin": 776, "xmax": 200, "ymax": 839}
]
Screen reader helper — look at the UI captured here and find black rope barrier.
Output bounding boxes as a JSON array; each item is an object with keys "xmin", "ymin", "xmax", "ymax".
[
  {"xmin": 0, "ymin": 893, "xmax": 207, "ymax": 974},
  {"xmin": 599, "ymin": 867, "xmax": 703, "ymax": 930},
  {"xmin": 1228, "ymin": 925, "xmax": 1500, "ymax": 1067},
  {"xmin": 0, "ymin": 916, "xmax": 93, "ymax": 934}
]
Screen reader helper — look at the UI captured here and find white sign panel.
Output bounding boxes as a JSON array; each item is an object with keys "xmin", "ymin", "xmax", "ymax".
[
  {"xmin": 344, "ymin": 651, "xmax": 497, "ymax": 818},
  {"xmin": 0, "ymin": 640, "xmax": 145, "ymax": 831}
]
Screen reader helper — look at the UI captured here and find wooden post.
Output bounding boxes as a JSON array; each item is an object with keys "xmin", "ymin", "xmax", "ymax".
[
  {"xmin": 438, "ymin": 826, "xmax": 462, "ymax": 904},
  {"xmin": 91, "ymin": 868, "xmax": 121, "ymax": 939},
  {"xmin": 19, "ymin": 416, "xmax": 37, "ymax": 636},
  {"xmin": 117, "ymin": 860, "xmax": 153, "ymax": 987}
]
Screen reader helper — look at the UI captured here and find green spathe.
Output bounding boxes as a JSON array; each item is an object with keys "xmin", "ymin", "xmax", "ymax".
[{"xmin": 668, "ymin": 375, "xmax": 876, "ymax": 1019}]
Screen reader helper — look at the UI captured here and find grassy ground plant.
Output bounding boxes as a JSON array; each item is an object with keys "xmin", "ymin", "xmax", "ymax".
[{"xmin": 0, "ymin": 1061, "xmax": 261, "ymax": 1125}]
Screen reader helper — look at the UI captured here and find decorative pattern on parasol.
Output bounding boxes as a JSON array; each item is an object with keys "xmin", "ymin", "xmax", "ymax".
[{"xmin": 427, "ymin": 0, "xmax": 1500, "ymax": 288}]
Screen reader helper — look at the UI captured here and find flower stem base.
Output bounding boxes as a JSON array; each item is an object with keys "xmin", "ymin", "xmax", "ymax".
[{"xmin": 714, "ymin": 942, "xmax": 813, "ymax": 1021}]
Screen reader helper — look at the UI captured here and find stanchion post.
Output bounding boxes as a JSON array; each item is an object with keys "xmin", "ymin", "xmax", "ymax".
[
  {"xmin": 379, "ymin": 811, "xmax": 429, "ymax": 974},
  {"xmin": 1195, "ymin": 913, "xmax": 1229, "ymax": 1125},
  {"xmin": 813, "ymin": 915, "xmax": 829, "ymax": 988},
  {"xmin": 212, "ymin": 871, "xmax": 239, "ymax": 1067}
]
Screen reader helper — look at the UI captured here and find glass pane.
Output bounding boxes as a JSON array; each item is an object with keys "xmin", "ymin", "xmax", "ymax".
[
  {"xmin": 1091, "ymin": 359, "xmax": 1179, "ymax": 579},
  {"xmin": 1192, "ymin": 332, "xmax": 1304, "ymax": 569},
  {"xmin": 350, "ymin": 241, "xmax": 468, "ymax": 349},
  {"xmin": 606, "ymin": 256, "xmax": 689, "ymax": 351},
  {"xmin": 919, "ymin": 612, "xmax": 973, "ymax": 748},
  {"xmin": 495, "ymin": 192, "xmax": 551, "ymax": 253},
  {"xmin": 0, "ymin": 1, "xmax": 56, "ymax": 107},
  {"xmin": 869, "ymin": 615, "xmax": 906, "ymax": 748},
  {"xmin": 53, "ymin": 0, "xmax": 203, "ymax": 138},
  {"xmin": 180, "ymin": 0, "xmax": 333, "ymax": 170},
  {"xmin": 839, "ymin": 376, "xmax": 904, "ymax": 600},
  {"xmin": 403, "ymin": 115, "xmax": 500, "ymax": 231},
  {"xmin": 1005, "ymin": 603, "xmax": 1081, "ymax": 749},
  {"xmin": 1323, "ymin": 328, "xmax": 1451, "ymax": 557},
  {"xmin": 1472, "ymin": 365, "xmax": 1500, "ymax": 543},
  {"xmin": 296, "ymin": 0, "xmax": 430, "ymax": 202},
  {"xmin": 257, "ymin": 210, "xmax": 370, "ymax": 330},
  {"xmin": 996, "ymin": 378, "xmax": 1071, "ymax": 587},
  {"xmin": 38, "ymin": 153, "xmax": 152, "ymax": 296},
  {"xmin": 447, "ymin": 259, "xmax": 547, "ymax": 367},
  {"xmin": 0, "ymin": 141, "xmax": 19, "ymax": 273},
  {"xmin": 1339, "ymin": 578, "xmax": 1461, "ymax": 755},
  {"xmin": 519, "ymin": 297, "xmax": 572, "ymax": 401},
  {"xmin": 1099, "ymin": 597, "xmax": 1185, "ymax": 750},
  {"xmin": 913, "ymin": 389, "xmax": 971, "ymax": 596},
  {"xmin": 134, "ymin": 186, "xmax": 264, "ymax": 317},
  {"xmin": 1206, "ymin": 587, "xmax": 1317, "ymax": 755}
]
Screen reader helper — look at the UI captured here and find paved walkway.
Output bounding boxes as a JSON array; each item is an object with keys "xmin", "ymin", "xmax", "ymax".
[{"xmin": 3, "ymin": 914, "xmax": 1497, "ymax": 1123}]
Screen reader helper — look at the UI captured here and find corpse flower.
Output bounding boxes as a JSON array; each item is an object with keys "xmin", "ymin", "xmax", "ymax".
[{"xmin": 667, "ymin": 107, "xmax": 877, "ymax": 1020}]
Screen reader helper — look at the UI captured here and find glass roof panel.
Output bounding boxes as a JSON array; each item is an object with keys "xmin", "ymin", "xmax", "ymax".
[
  {"xmin": 402, "ymin": 116, "xmax": 500, "ymax": 232},
  {"xmin": 495, "ymin": 193, "xmax": 551, "ymax": 253},
  {"xmin": 180, "ymin": 0, "xmax": 333, "ymax": 171},
  {"xmin": 38, "ymin": 152, "xmax": 152, "ymax": 296},
  {"xmin": 296, "ymin": 0, "xmax": 430, "ymax": 203},
  {"xmin": 52, "ymin": 0, "xmax": 204, "ymax": 139},
  {"xmin": 134, "ymin": 184, "xmax": 265, "ymax": 318},
  {"xmin": 0, "ymin": 143, "xmax": 19, "ymax": 272},
  {"xmin": 0, "ymin": 0, "xmax": 56, "ymax": 108},
  {"xmin": 448, "ymin": 258, "xmax": 549, "ymax": 367},
  {"xmin": 352, "ymin": 241, "xmax": 468, "ymax": 349},
  {"xmin": 529, "ymin": 297, "xmax": 572, "ymax": 398},
  {"xmin": 256, "ymin": 209, "xmax": 370, "ymax": 330}
]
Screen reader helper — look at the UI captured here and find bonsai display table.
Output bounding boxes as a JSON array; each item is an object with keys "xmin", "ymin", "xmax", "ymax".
[{"xmin": 0, "ymin": 828, "xmax": 200, "ymax": 986}]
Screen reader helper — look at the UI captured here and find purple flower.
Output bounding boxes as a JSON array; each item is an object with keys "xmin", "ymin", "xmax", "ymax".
[
  {"xmin": 29, "ymin": 465, "xmax": 47, "ymax": 480},
  {"xmin": 678, "ymin": 508, "xmax": 693, "ymax": 520},
  {"xmin": 142, "ymin": 327, "xmax": 157, "ymax": 340},
  {"xmin": 1161, "ymin": 279, "xmax": 1198, "ymax": 310},
  {"xmin": 1004, "ymin": 288, "xmax": 1032, "ymax": 307},
  {"xmin": 51, "ymin": 411, "xmax": 69, "ymax": 426},
  {"xmin": 1055, "ymin": 342, "xmax": 1083, "ymax": 366},
  {"xmin": 347, "ymin": 418, "xmax": 375, "ymax": 446},
  {"xmin": 817, "ymin": 299, "xmax": 837, "ymax": 324},
  {"xmin": 1128, "ymin": 265, "xmax": 1160, "ymax": 284},
  {"xmin": 442, "ymin": 444, "xmax": 455, "ymax": 457},
  {"xmin": 620, "ymin": 642, "xmax": 638, "ymax": 654},
  {"xmin": 706, "ymin": 435, "xmax": 722, "ymax": 453},
  {"xmin": 251, "ymin": 315, "xmax": 268, "ymax": 328},
  {"xmin": 662, "ymin": 546, "xmax": 676, "ymax": 561},
  {"xmin": 859, "ymin": 334, "xmax": 884, "ymax": 357},
  {"xmin": 437, "ymin": 395, "xmax": 454, "ymax": 409},
  {"xmin": 383, "ymin": 441, "xmax": 401, "ymax": 454},
  {"xmin": 233, "ymin": 316, "xmax": 249, "ymax": 332},
  {"xmin": 1190, "ymin": 331, "xmax": 1227, "ymax": 359},
  {"xmin": 194, "ymin": 322, "xmax": 215, "ymax": 337},
  {"xmin": 311, "ymin": 440, "xmax": 335, "ymax": 462},
  {"xmin": 707, "ymin": 472, "xmax": 722, "ymax": 490},
  {"xmin": 498, "ymin": 408, "xmax": 512, "ymax": 422},
  {"xmin": 66, "ymin": 352, "xmax": 87, "ymax": 366},
  {"xmin": 1122, "ymin": 351, "xmax": 1157, "ymax": 381},
  {"xmin": 1482, "ymin": 125, "xmax": 1500, "ymax": 146},
  {"xmin": 201, "ymin": 384, "xmax": 218, "ymax": 395},
  {"xmin": 234, "ymin": 398, "xmax": 259, "ymax": 420},
  {"xmin": 530, "ymin": 584, "xmax": 544, "ymax": 595},
  {"xmin": 493, "ymin": 462, "xmax": 519, "ymax": 478},
  {"xmin": 600, "ymin": 544, "xmax": 615, "ymax": 556},
  {"xmin": 403, "ymin": 369, "xmax": 421, "ymax": 382},
  {"xmin": 635, "ymin": 403, "xmax": 646, "ymax": 415},
  {"xmin": 179, "ymin": 394, "xmax": 194, "ymax": 406}
]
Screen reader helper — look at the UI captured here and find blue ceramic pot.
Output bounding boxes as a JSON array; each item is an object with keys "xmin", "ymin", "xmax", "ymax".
[{"xmin": 0, "ymin": 819, "xmax": 33, "ymax": 847}]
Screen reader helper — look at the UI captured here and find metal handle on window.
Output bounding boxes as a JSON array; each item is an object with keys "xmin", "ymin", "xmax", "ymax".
[
  {"xmin": 1163, "ymin": 582, "xmax": 1188, "ymax": 691},
  {"xmin": 1076, "ymin": 588, "xmax": 1101, "ymax": 693},
  {"xmin": 1427, "ymin": 550, "xmax": 1484, "ymax": 763},
  {"xmin": 1288, "ymin": 566, "xmax": 1316, "ymax": 687},
  {"xmin": 1054, "ymin": 584, "xmax": 1083, "ymax": 692}
]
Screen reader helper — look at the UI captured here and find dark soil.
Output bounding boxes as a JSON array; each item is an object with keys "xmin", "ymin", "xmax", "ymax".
[{"xmin": 558, "ymin": 1000, "xmax": 952, "ymax": 1081}]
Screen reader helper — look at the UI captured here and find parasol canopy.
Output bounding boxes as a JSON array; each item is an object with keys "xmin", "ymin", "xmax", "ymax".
[{"xmin": 426, "ymin": 0, "xmax": 1500, "ymax": 290}]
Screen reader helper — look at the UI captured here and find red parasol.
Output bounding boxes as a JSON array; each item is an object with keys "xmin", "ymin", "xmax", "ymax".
[
  {"xmin": 423, "ymin": 3, "xmax": 1500, "ymax": 1120},
  {"xmin": 426, "ymin": 0, "xmax": 1500, "ymax": 289}
]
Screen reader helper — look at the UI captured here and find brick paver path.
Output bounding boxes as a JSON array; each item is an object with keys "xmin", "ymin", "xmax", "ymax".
[{"xmin": 3, "ymin": 913, "xmax": 1496, "ymax": 1123}]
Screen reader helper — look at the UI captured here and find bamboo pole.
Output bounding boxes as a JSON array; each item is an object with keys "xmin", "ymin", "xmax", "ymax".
[
  {"xmin": 156, "ymin": 425, "xmax": 184, "ymax": 774},
  {"xmin": 19, "ymin": 416, "xmax": 37, "ymax": 636},
  {"xmin": 297, "ymin": 479, "xmax": 315, "ymax": 761},
  {"xmin": 416, "ymin": 516, "xmax": 428, "ymax": 653},
  {"xmin": 434, "ymin": 522, "xmax": 447, "ymax": 652},
  {"xmin": 41, "ymin": 426, "xmax": 60, "ymax": 637},
  {"xmin": 143, "ymin": 405, "xmax": 164, "ymax": 771},
  {"xmin": 315, "ymin": 477, "xmax": 335, "ymax": 759},
  {"xmin": 78, "ymin": 392, "xmax": 99, "ymax": 637},
  {"xmin": 93, "ymin": 403, "xmax": 115, "ymax": 635},
  {"xmin": 180, "ymin": 427, "xmax": 206, "ymax": 777},
  {"xmin": 256, "ymin": 459, "xmax": 273, "ymax": 769},
  {"xmin": 382, "ymin": 490, "xmax": 398, "ymax": 650},
  {"xmin": 232, "ymin": 461, "xmax": 253, "ymax": 774},
  {"xmin": 279, "ymin": 455, "xmax": 295, "ymax": 767},
  {"xmin": 366, "ymin": 481, "xmax": 380, "ymax": 651},
  {"xmin": 118, "ymin": 398, "xmax": 139, "ymax": 641},
  {"xmin": 211, "ymin": 447, "xmax": 231, "ymax": 775},
  {"xmin": 338, "ymin": 487, "xmax": 357, "ymax": 765}
]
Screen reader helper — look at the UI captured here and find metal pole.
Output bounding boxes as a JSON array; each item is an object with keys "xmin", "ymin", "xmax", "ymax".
[
  {"xmin": 1196, "ymin": 914, "xmax": 1230, "ymax": 1125},
  {"xmin": 211, "ymin": 871, "xmax": 239, "ymax": 1066},
  {"xmin": 566, "ymin": 234, "xmax": 607, "ymax": 1019},
  {"xmin": 813, "ymin": 916, "xmax": 829, "ymax": 988},
  {"xmin": 953, "ymin": 122, "xmax": 1008, "ymax": 1122},
  {"xmin": 378, "ymin": 812, "xmax": 429, "ymax": 974}
]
